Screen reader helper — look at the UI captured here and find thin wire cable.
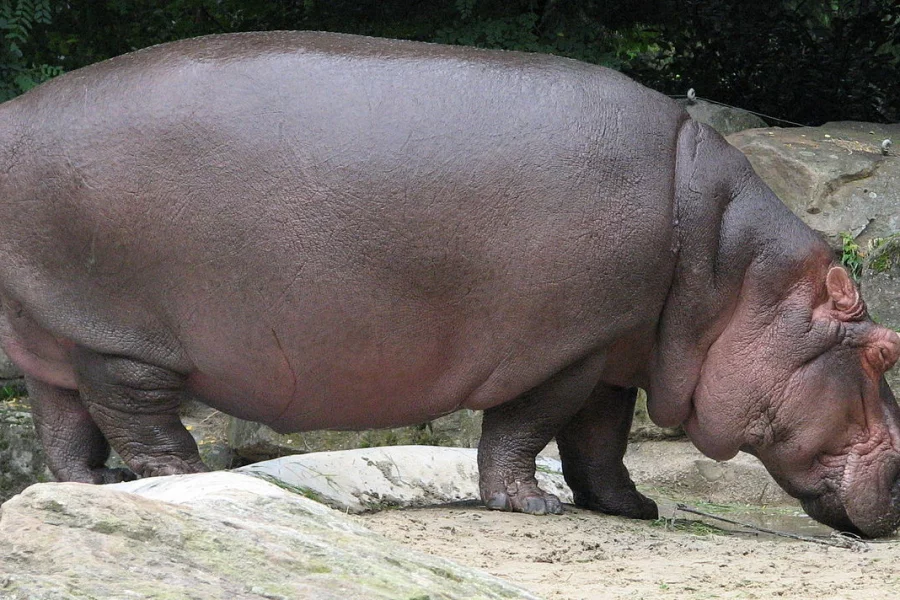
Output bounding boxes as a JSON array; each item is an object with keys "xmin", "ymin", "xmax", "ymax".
[{"xmin": 668, "ymin": 93, "xmax": 808, "ymax": 127}]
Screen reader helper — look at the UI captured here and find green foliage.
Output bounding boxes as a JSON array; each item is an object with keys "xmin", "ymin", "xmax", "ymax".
[
  {"xmin": 2, "ymin": 1, "xmax": 666, "ymax": 101},
  {"xmin": 636, "ymin": 0, "xmax": 900, "ymax": 124},
  {"xmin": 433, "ymin": 10, "xmax": 662, "ymax": 69},
  {"xmin": 865, "ymin": 233, "xmax": 900, "ymax": 275},
  {"xmin": 838, "ymin": 232, "xmax": 900, "ymax": 282},
  {"xmin": 0, "ymin": 383, "xmax": 21, "ymax": 401},
  {"xmin": 2, "ymin": 1, "xmax": 896, "ymax": 125},
  {"xmin": 839, "ymin": 232, "xmax": 864, "ymax": 280},
  {"xmin": 0, "ymin": 0, "xmax": 61, "ymax": 100}
]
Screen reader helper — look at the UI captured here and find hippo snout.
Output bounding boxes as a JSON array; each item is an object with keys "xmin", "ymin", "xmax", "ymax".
[
  {"xmin": 801, "ymin": 475, "xmax": 900, "ymax": 539},
  {"xmin": 800, "ymin": 495, "xmax": 860, "ymax": 537}
]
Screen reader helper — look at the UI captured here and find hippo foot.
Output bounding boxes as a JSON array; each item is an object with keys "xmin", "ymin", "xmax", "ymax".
[
  {"xmin": 572, "ymin": 487, "xmax": 658, "ymax": 520},
  {"xmin": 482, "ymin": 479, "xmax": 563, "ymax": 515},
  {"xmin": 91, "ymin": 467, "xmax": 138, "ymax": 484},
  {"xmin": 60, "ymin": 466, "xmax": 137, "ymax": 485},
  {"xmin": 130, "ymin": 456, "xmax": 209, "ymax": 478}
]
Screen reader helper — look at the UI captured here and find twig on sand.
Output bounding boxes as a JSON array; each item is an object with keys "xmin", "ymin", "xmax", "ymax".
[{"xmin": 674, "ymin": 503, "xmax": 870, "ymax": 551}]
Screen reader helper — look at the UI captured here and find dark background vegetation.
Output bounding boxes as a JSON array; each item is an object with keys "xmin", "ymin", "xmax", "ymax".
[{"xmin": 2, "ymin": 0, "xmax": 898, "ymax": 125}]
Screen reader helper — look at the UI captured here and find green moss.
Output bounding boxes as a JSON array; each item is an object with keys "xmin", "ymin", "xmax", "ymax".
[
  {"xmin": 360, "ymin": 430, "xmax": 400, "ymax": 448},
  {"xmin": 406, "ymin": 423, "xmax": 443, "ymax": 446},
  {"xmin": 865, "ymin": 234, "xmax": 900, "ymax": 275},
  {"xmin": 248, "ymin": 471, "xmax": 331, "ymax": 505},
  {"xmin": 535, "ymin": 464, "xmax": 561, "ymax": 475},
  {"xmin": 361, "ymin": 497, "xmax": 403, "ymax": 511},
  {"xmin": 426, "ymin": 565, "xmax": 464, "ymax": 583},
  {"xmin": 88, "ymin": 519, "xmax": 165, "ymax": 543},
  {"xmin": 38, "ymin": 499, "xmax": 67, "ymax": 513},
  {"xmin": 690, "ymin": 501, "xmax": 795, "ymax": 515},
  {"xmin": 650, "ymin": 518, "xmax": 726, "ymax": 536},
  {"xmin": 307, "ymin": 564, "xmax": 332, "ymax": 574}
]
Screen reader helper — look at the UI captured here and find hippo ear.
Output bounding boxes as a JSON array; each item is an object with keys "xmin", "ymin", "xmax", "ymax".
[
  {"xmin": 825, "ymin": 266, "xmax": 866, "ymax": 319},
  {"xmin": 865, "ymin": 329, "xmax": 900, "ymax": 375}
]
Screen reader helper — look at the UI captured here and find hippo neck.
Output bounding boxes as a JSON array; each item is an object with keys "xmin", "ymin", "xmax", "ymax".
[{"xmin": 644, "ymin": 120, "xmax": 832, "ymax": 428}]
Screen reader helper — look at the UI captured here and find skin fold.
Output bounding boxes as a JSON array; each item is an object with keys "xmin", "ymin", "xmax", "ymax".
[{"xmin": 0, "ymin": 31, "xmax": 897, "ymax": 536}]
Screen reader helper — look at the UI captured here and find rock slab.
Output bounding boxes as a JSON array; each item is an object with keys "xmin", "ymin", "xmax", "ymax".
[
  {"xmin": 0, "ymin": 471, "xmax": 540, "ymax": 600},
  {"xmin": 679, "ymin": 98, "xmax": 767, "ymax": 135},
  {"xmin": 0, "ymin": 399, "xmax": 51, "ymax": 504},
  {"xmin": 228, "ymin": 410, "xmax": 483, "ymax": 463},
  {"xmin": 237, "ymin": 445, "xmax": 572, "ymax": 513},
  {"xmin": 727, "ymin": 121, "xmax": 900, "ymax": 250}
]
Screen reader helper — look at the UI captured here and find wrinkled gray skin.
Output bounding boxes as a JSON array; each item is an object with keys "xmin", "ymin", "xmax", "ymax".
[{"xmin": 1, "ymin": 32, "xmax": 899, "ymax": 536}]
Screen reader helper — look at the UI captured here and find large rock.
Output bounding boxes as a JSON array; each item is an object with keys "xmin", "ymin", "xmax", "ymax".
[
  {"xmin": 235, "ymin": 443, "xmax": 792, "ymax": 511},
  {"xmin": 0, "ymin": 471, "xmax": 540, "ymax": 599},
  {"xmin": 0, "ymin": 398, "xmax": 51, "ymax": 504},
  {"xmin": 622, "ymin": 441, "xmax": 793, "ymax": 506},
  {"xmin": 678, "ymin": 98, "xmax": 768, "ymax": 135},
  {"xmin": 228, "ymin": 410, "xmax": 483, "ymax": 462},
  {"xmin": 630, "ymin": 389, "xmax": 683, "ymax": 440},
  {"xmin": 0, "ymin": 351, "xmax": 21, "ymax": 381},
  {"xmin": 727, "ymin": 122, "xmax": 900, "ymax": 250},
  {"xmin": 237, "ymin": 446, "xmax": 572, "ymax": 513}
]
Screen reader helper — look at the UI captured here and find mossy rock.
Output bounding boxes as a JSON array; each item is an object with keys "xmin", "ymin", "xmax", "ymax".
[
  {"xmin": 227, "ymin": 410, "xmax": 483, "ymax": 463},
  {"xmin": 864, "ymin": 234, "xmax": 900, "ymax": 278},
  {"xmin": 631, "ymin": 389, "xmax": 685, "ymax": 441},
  {"xmin": 0, "ymin": 397, "xmax": 53, "ymax": 503}
]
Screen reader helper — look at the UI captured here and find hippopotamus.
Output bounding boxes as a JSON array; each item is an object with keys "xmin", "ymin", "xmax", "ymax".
[{"xmin": 0, "ymin": 31, "xmax": 898, "ymax": 536}]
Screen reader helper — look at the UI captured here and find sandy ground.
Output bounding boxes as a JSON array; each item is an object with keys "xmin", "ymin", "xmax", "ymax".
[
  {"xmin": 359, "ymin": 504, "xmax": 900, "ymax": 600},
  {"xmin": 184, "ymin": 407, "xmax": 900, "ymax": 599}
]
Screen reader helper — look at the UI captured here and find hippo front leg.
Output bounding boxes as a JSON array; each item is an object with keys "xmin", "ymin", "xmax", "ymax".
[
  {"xmin": 556, "ymin": 385, "xmax": 658, "ymax": 519},
  {"xmin": 478, "ymin": 354, "xmax": 605, "ymax": 515},
  {"xmin": 27, "ymin": 376, "xmax": 136, "ymax": 484},
  {"xmin": 71, "ymin": 349, "xmax": 207, "ymax": 478}
]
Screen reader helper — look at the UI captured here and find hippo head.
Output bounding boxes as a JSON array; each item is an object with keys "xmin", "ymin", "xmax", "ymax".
[{"xmin": 682, "ymin": 265, "xmax": 900, "ymax": 537}]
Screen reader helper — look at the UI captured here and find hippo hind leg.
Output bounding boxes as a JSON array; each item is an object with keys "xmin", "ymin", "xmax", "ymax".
[
  {"xmin": 27, "ymin": 376, "xmax": 136, "ymax": 484},
  {"xmin": 71, "ymin": 348, "xmax": 207, "ymax": 478},
  {"xmin": 478, "ymin": 355, "xmax": 605, "ymax": 515},
  {"xmin": 556, "ymin": 385, "xmax": 658, "ymax": 519}
]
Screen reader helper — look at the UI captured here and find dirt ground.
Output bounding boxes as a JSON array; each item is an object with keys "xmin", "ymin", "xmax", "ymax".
[
  {"xmin": 359, "ymin": 503, "xmax": 900, "ymax": 600},
  {"xmin": 190, "ymin": 408, "xmax": 900, "ymax": 599}
]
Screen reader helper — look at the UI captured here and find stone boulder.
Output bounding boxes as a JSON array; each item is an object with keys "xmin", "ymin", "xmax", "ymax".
[
  {"xmin": 227, "ymin": 409, "xmax": 483, "ymax": 463},
  {"xmin": 0, "ymin": 398, "xmax": 51, "ymax": 504},
  {"xmin": 0, "ymin": 470, "xmax": 540, "ymax": 599},
  {"xmin": 0, "ymin": 352, "xmax": 21, "ymax": 381},
  {"xmin": 237, "ymin": 445, "xmax": 573, "ymax": 513},
  {"xmin": 630, "ymin": 389, "xmax": 684, "ymax": 441},
  {"xmin": 727, "ymin": 121, "xmax": 899, "ymax": 250},
  {"xmin": 621, "ymin": 441, "xmax": 793, "ymax": 506},
  {"xmin": 232, "ymin": 443, "xmax": 791, "ymax": 511},
  {"xmin": 678, "ymin": 98, "xmax": 768, "ymax": 135},
  {"xmin": 228, "ymin": 395, "xmax": 683, "ymax": 466}
]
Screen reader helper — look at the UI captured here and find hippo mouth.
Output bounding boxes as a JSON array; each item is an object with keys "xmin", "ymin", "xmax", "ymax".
[
  {"xmin": 800, "ymin": 494, "xmax": 863, "ymax": 536},
  {"xmin": 800, "ymin": 471, "xmax": 900, "ymax": 538}
]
